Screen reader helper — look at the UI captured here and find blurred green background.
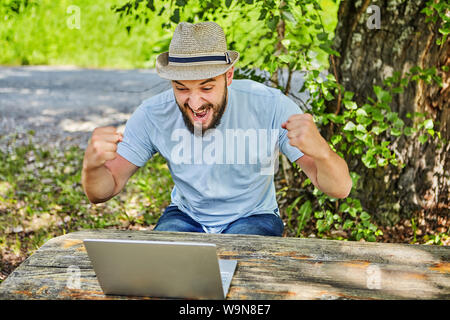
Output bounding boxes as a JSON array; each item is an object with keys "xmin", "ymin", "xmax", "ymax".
[{"xmin": 0, "ymin": 0, "xmax": 338, "ymax": 69}]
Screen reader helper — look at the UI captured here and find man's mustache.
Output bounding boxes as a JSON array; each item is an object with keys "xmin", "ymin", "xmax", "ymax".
[{"xmin": 184, "ymin": 103, "xmax": 213, "ymax": 112}]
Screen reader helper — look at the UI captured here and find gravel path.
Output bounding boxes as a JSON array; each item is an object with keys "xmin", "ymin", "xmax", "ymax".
[
  {"xmin": 0, "ymin": 66, "xmax": 171, "ymax": 150},
  {"xmin": 0, "ymin": 66, "xmax": 310, "ymax": 151}
]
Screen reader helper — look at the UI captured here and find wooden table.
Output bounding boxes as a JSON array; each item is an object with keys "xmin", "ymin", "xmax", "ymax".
[{"xmin": 0, "ymin": 229, "xmax": 449, "ymax": 300}]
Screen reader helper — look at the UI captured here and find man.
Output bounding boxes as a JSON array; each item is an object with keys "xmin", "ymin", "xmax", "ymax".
[{"xmin": 81, "ymin": 21, "xmax": 352, "ymax": 236}]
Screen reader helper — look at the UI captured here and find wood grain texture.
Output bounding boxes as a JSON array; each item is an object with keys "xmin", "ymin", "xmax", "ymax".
[{"xmin": 0, "ymin": 229, "xmax": 449, "ymax": 300}]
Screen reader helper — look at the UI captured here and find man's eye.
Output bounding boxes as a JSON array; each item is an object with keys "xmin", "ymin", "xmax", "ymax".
[
  {"xmin": 176, "ymin": 88, "xmax": 187, "ymax": 91},
  {"xmin": 203, "ymin": 87, "xmax": 212, "ymax": 91}
]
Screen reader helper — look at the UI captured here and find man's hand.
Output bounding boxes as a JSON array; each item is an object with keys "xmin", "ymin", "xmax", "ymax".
[
  {"xmin": 83, "ymin": 126, "xmax": 123, "ymax": 171},
  {"xmin": 282, "ymin": 113, "xmax": 352, "ymax": 199},
  {"xmin": 281, "ymin": 113, "xmax": 331, "ymax": 160},
  {"xmin": 82, "ymin": 127, "xmax": 139, "ymax": 204}
]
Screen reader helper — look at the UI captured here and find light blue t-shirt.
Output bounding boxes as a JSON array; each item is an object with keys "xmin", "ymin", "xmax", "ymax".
[{"xmin": 117, "ymin": 79, "xmax": 304, "ymax": 233}]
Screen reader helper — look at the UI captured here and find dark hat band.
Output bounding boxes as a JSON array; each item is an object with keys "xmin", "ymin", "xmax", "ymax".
[{"xmin": 168, "ymin": 52, "xmax": 231, "ymax": 64}]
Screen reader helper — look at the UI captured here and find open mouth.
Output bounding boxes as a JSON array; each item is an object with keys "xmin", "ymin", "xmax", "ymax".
[{"xmin": 190, "ymin": 107, "xmax": 211, "ymax": 123}]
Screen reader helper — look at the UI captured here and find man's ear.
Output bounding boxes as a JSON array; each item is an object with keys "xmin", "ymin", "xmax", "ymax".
[{"xmin": 225, "ymin": 66, "xmax": 234, "ymax": 86}]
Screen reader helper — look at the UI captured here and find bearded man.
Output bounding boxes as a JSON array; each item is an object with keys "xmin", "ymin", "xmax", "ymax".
[{"xmin": 81, "ymin": 21, "xmax": 352, "ymax": 236}]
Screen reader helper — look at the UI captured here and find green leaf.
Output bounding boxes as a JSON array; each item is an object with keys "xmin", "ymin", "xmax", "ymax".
[
  {"xmin": 327, "ymin": 114, "xmax": 345, "ymax": 124},
  {"xmin": 344, "ymin": 91, "xmax": 355, "ymax": 100},
  {"xmin": 353, "ymin": 145, "xmax": 363, "ymax": 154},
  {"xmin": 392, "ymin": 87, "xmax": 404, "ymax": 94},
  {"xmin": 418, "ymin": 134, "xmax": 428, "ymax": 144},
  {"xmin": 319, "ymin": 43, "xmax": 341, "ymax": 57},
  {"xmin": 343, "ymin": 219, "xmax": 354, "ymax": 230},
  {"xmin": 356, "ymin": 109, "xmax": 368, "ymax": 117},
  {"xmin": 344, "ymin": 100, "xmax": 358, "ymax": 110},
  {"xmin": 343, "ymin": 121, "xmax": 356, "ymax": 131},
  {"xmin": 390, "ymin": 158, "xmax": 399, "ymax": 166},
  {"xmin": 423, "ymin": 119, "xmax": 434, "ymax": 130},
  {"xmin": 362, "ymin": 153, "xmax": 376, "ymax": 168},
  {"xmin": 175, "ymin": 0, "xmax": 188, "ymax": 6},
  {"xmin": 278, "ymin": 54, "xmax": 293, "ymax": 63},
  {"xmin": 298, "ymin": 200, "xmax": 312, "ymax": 218},
  {"xmin": 377, "ymin": 158, "xmax": 388, "ymax": 166},
  {"xmin": 316, "ymin": 219, "xmax": 326, "ymax": 232},
  {"xmin": 371, "ymin": 109, "xmax": 384, "ymax": 122},
  {"xmin": 331, "ymin": 134, "xmax": 342, "ymax": 145},
  {"xmin": 348, "ymin": 207, "xmax": 358, "ymax": 218},
  {"xmin": 170, "ymin": 8, "xmax": 180, "ymax": 23},
  {"xmin": 301, "ymin": 178, "xmax": 311, "ymax": 187},
  {"xmin": 317, "ymin": 32, "xmax": 328, "ymax": 41},
  {"xmin": 391, "ymin": 127, "xmax": 402, "ymax": 136},
  {"xmin": 404, "ymin": 127, "xmax": 416, "ymax": 136},
  {"xmin": 356, "ymin": 116, "xmax": 373, "ymax": 126},
  {"xmin": 267, "ymin": 15, "xmax": 279, "ymax": 31},
  {"xmin": 356, "ymin": 124, "xmax": 367, "ymax": 133},
  {"xmin": 360, "ymin": 211, "xmax": 371, "ymax": 221},
  {"xmin": 387, "ymin": 112, "xmax": 398, "ymax": 122},
  {"xmin": 282, "ymin": 10, "xmax": 297, "ymax": 24},
  {"xmin": 314, "ymin": 211, "xmax": 324, "ymax": 219},
  {"xmin": 371, "ymin": 126, "xmax": 383, "ymax": 135},
  {"xmin": 393, "ymin": 118, "xmax": 404, "ymax": 128},
  {"xmin": 339, "ymin": 203, "xmax": 350, "ymax": 213},
  {"xmin": 373, "ymin": 85, "xmax": 392, "ymax": 103}
]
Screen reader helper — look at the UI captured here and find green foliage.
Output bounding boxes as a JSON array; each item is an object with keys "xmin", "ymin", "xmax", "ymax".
[
  {"xmin": 294, "ymin": 61, "xmax": 443, "ymax": 241},
  {"xmin": 286, "ymin": 174, "xmax": 383, "ymax": 242},
  {"xmin": 0, "ymin": 132, "xmax": 173, "ymax": 260},
  {"xmin": 421, "ymin": 0, "xmax": 449, "ymax": 46},
  {"xmin": 0, "ymin": 0, "xmax": 173, "ymax": 67},
  {"xmin": 1, "ymin": 0, "xmax": 446, "ymax": 246},
  {"xmin": 112, "ymin": 0, "xmax": 339, "ymax": 71},
  {"xmin": 423, "ymin": 232, "xmax": 449, "ymax": 245}
]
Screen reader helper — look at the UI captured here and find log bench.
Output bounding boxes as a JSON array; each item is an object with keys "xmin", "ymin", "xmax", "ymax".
[{"xmin": 0, "ymin": 229, "xmax": 449, "ymax": 300}]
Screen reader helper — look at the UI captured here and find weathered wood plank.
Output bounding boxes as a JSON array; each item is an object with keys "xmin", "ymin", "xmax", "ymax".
[{"xmin": 0, "ymin": 230, "xmax": 449, "ymax": 300}]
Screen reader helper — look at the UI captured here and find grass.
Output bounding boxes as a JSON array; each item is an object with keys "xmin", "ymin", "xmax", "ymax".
[
  {"xmin": 0, "ymin": 0, "xmax": 171, "ymax": 68},
  {"xmin": 0, "ymin": 131, "xmax": 173, "ymax": 283}
]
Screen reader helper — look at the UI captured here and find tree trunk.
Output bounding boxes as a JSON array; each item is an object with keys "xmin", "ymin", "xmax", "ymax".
[{"xmin": 331, "ymin": 0, "xmax": 449, "ymax": 225}]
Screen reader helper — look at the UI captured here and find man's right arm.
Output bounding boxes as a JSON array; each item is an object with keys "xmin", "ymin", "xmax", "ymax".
[{"xmin": 81, "ymin": 126, "xmax": 139, "ymax": 204}]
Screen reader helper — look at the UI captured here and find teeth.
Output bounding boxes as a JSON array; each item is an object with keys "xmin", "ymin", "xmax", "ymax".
[{"xmin": 193, "ymin": 109, "xmax": 207, "ymax": 117}]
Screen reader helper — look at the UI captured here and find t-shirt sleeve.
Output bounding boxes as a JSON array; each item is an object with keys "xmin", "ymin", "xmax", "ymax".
[
  {"xmin": 116, "ymin": 105, "xmax": 157, "ymax": 167},
  {"xmin": 275, "ymin": 92, "xmax": 304, "ymax": 162}
]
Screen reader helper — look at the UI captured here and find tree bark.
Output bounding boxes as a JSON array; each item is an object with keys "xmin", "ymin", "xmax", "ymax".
[{"xmin": 331, "ymin": 0, "xmax": 449, "ymax": 225}]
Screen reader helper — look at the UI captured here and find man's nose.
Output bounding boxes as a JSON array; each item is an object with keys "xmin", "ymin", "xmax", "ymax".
[{"xmin": 187, "ymin": 94, "xmax": 204, "ymax": 111}]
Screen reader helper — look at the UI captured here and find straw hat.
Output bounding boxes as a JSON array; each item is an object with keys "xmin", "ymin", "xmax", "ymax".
[{"xmin": 156, "ymin": 21, "xmax": 240, "ymax": 80}]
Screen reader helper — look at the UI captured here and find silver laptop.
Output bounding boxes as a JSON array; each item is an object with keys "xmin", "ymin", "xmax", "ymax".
[{"xmin": 83, "ymin": 239, "xmax": 237, "ymax": 299}]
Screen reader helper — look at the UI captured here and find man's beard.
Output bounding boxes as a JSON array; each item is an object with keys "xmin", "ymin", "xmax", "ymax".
[{"xmin": 176, "ymin": 84, "xmax": 228, "ymax": 136}]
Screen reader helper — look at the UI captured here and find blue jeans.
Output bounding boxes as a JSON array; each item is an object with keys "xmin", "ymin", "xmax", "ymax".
[{"xmin": 153, "ymin": 206, "xmax": 284, "ymax": 237}]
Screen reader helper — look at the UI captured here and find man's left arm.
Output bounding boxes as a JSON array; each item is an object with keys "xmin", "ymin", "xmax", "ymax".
[{"xmin": 282, "ymin": 113, "xmax": 352, "ymax": 199}]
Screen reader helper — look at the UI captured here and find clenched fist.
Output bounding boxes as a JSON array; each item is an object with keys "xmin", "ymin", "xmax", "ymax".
[
  {"xmin": 281, "ymin": 113, "xmax": 331, "ymax": 160},
  {"xmin": 83, "ymin": 126, "xmax": 123, "ymax": 171}
]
